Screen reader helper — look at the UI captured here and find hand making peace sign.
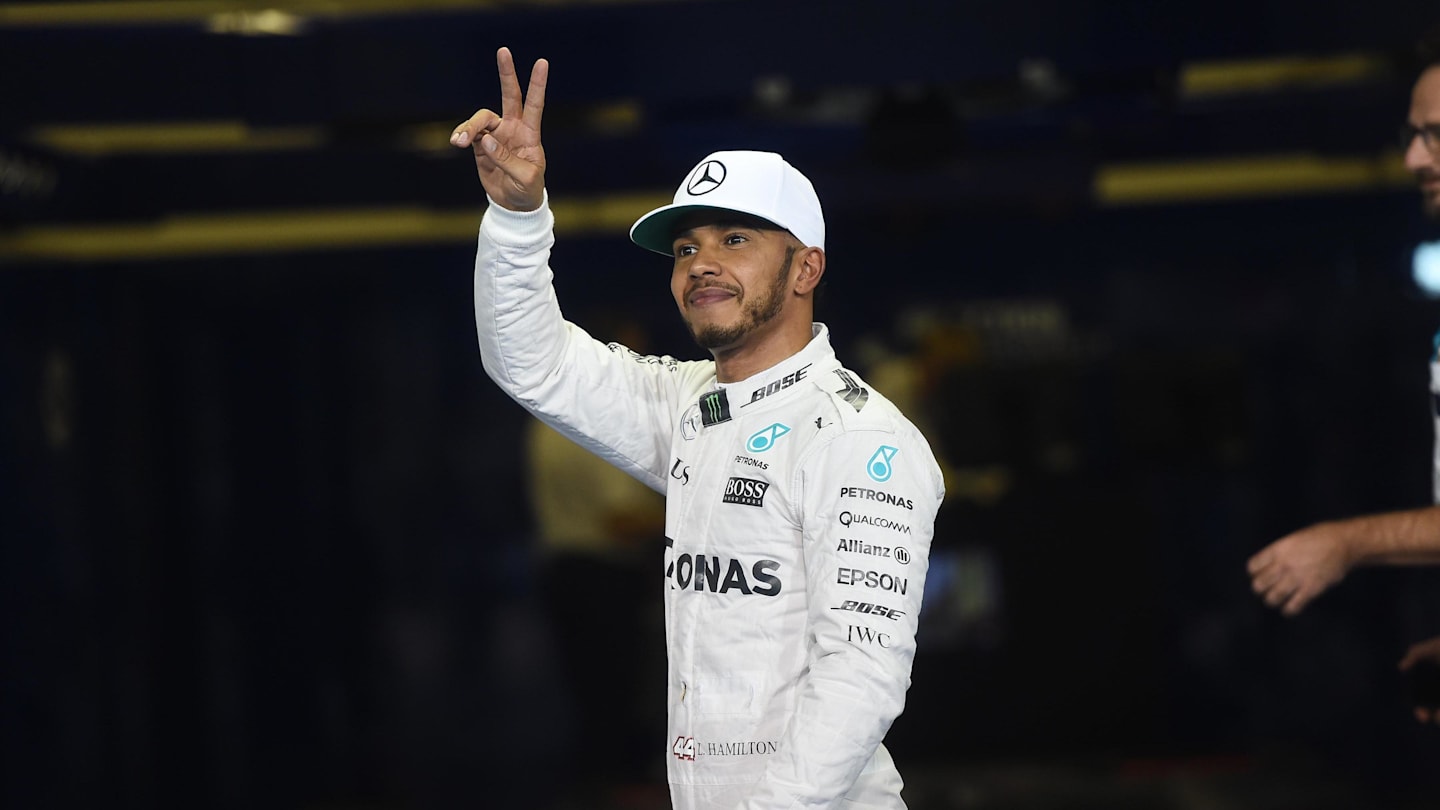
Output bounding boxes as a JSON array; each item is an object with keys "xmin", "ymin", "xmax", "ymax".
[{"xmin": 451, "ymin": 47, "xmax": 549, "ymax": 212}]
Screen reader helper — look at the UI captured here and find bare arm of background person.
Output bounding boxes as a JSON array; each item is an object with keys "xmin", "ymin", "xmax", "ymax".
[
  {"xmin": 1247, "ymin": 505, "xmax": 1440, "ymax": 617},
  {"xmin": 450, "ymin": 46, "xmax": 548, "ymax": 212}
]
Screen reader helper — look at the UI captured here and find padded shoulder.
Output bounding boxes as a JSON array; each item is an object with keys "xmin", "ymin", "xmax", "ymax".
[{"xmin": 811, "ymin": 365, "xmax": 904, "ymax": 434}]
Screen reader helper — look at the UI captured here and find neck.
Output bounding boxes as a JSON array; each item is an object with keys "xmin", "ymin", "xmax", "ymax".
[{"xmin": 711, "ymin": 319, "xmax": 814, "ymax": 383}]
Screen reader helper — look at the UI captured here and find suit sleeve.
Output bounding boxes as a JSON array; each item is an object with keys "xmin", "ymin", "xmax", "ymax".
[
  {"xmin": 474, "ymin": 196, "xmax": 694, "ymax": 491},
  {"xmin": 743, "ymin": 425, "xmax": 944, "ymax": 809}
]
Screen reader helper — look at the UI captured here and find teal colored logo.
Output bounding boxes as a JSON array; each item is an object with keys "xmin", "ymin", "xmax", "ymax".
[
  {"xmin": 747, "ymin": 423, "xmax": 791, "ymax": 453},
  {"xmin": 868, "ymin": 446, "xmax": 898, "ymax": 482}
]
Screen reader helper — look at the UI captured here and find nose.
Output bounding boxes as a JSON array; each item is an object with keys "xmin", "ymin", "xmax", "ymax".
[
  {"xmin": 1405, "ymin": 130, "xmax": 1434, "ymax": 173},
  {"xmin": 688, "ymin": 243, "xmax": 722, "ymax": 278}
]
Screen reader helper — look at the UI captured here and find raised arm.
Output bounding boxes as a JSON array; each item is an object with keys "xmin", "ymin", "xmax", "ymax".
[{"xmin": 459, "ymin": 47, "xmax": 697, "ymax": 492}]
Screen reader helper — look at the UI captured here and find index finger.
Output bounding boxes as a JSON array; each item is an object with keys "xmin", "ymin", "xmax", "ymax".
[
  {"xmin": 1246, "ymin": 549, "xmax": 1272, "ymax": 575},
  {"xmin": 497, "ymin": 47, "xmax": 522, "ymax": 120},
  {"xmin": 522, "ymin": 57, "xmax": 549, "ymax": 131},
  {"xmin": 1400, "ymin": 649, "xmax": 1420, "ymax": 671},
  {"xmin": 1400, "ymin": 641, "xmax": 1439, "ymax": 671},
  {"xmin": 450, "ymin": 108, "xmax": 500, "ymax": 147},
  {"xmin": 1281, "ymin": 589, "xmax": 1310, "ymax": 617}
]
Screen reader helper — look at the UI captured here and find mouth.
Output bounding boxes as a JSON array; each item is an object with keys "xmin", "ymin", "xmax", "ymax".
[{"xmin": 688, "ymin": 286, "xmax": 737, "ymax": 307}]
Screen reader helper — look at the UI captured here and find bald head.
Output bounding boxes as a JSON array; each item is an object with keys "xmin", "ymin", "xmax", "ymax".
[{"xmin": 1406, "ymin": 66, "xmax": 1440, "ymax": 219}]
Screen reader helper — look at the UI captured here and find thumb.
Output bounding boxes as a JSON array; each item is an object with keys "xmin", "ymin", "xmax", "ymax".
[
  {"xmin": 478, "ymin": 132, "xmax": 522, "ymax": 172},
  {"xmin": 473, "ymin": 132, "xmax": 505, "ymax": 173},
  {"xmin": 478, "ymin": 133, "xmax": 538, "ymax": 184}
]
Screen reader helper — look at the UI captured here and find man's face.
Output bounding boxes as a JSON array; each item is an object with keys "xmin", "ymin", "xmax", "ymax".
[
  {"xmin": 1406, "ymin": 66, "xmax": 1440, "ymax": 219},
  {"xmin": 669, "ymin": 216, "xmax": 799, "ymax": 353}
]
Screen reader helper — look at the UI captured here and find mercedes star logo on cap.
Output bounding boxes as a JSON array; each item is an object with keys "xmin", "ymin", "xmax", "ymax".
[{"xmin": 685, "ymin": 160, "xmax": 727, "ymax": 196}]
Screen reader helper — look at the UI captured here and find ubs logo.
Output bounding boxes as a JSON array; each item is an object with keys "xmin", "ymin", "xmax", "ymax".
[
  {"xmin": 670, "ymin": 459, "xmax": 691, "ymax": 486},
  {"xmin": 686, "ymin": 160, "xmax": 727, "ymax": 196}
]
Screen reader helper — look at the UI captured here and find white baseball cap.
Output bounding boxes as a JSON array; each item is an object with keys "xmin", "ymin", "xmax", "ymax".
[{"xmin": 629, "ymin": 150, "xmax": 825, "ymax": 256}]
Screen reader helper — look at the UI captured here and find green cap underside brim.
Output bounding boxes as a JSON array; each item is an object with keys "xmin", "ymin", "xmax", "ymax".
[{"xmin": 629, "ymin": 204, "xmax": 788, "ymax": 257}]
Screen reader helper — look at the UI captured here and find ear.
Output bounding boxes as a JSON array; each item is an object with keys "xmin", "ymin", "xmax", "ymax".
[{"xmin": 792, "ymin": 247, "xmax": 826, "ymax": 296}]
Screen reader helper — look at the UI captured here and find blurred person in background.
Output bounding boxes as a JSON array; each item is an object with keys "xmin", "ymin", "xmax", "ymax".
[
  {"xmin": 525, "ymin": 312, "xmax": 667, "ymax": 808},
  {"xmin": 454, "ymin": 47, "xmax": 944, "ymax": 809},
  {"xmin": 1247, "ymin": 27, "xmax": 1440, "ymax": 724}
]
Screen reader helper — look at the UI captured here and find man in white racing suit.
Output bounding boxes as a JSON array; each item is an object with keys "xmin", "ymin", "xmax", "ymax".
[{"xmin": 452, "ymin": 48, "xmax": 945, "ymax": 806}]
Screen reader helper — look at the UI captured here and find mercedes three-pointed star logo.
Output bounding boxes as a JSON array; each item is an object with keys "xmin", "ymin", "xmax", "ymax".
[{"xmin": 685, "ymin": 160, "xmax": 727, "ymax": 196}]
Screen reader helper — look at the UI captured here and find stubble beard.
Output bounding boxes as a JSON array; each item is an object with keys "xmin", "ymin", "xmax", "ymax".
[
  {"xmin": 686, "ymin": 247, "xmax": 796, "ymax": 351},
  {"xmin": 1420, "ymin": 169, "xmax": 1440, "ymax": 220}
]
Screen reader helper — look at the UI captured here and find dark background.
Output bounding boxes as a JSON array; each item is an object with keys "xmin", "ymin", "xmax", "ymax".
[{"xmin": 6, "ymin": 1, "xmax": 1440, "ymax": 807}]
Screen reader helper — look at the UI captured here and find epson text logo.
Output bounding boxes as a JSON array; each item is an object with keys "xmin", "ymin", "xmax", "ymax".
[{"xmin": 836, "ymin": 568, "xmax": 908, "ymax": 595}]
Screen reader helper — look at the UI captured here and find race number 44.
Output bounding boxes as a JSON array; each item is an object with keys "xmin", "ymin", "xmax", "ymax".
[{"xmin": 672, "ymin": 736, "xmax": 697, "ymax": 761}]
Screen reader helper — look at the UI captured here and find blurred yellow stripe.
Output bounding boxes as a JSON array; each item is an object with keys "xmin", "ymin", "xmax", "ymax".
[
  {"xmin": 0, "ymin": 0, "xmax": 500, "ymax": 27},
  {"xmin": 0, "ymin": 193, "xmax": 670, "ymax": 261},
  {"xmin": 32, "ymin": 108, "xmax": 641, "ymax": 155},
  {"xmin": 4, "ymin": 152, "xmax": 1415, "ymax": 261},
  {"xmin": 29, "ymin": 121, "xmax": 328, "ymax": 155},
  {"xmin": 1179, "ymin": 53, "xmax": 1390, "ymax": 97},
  {"xmin": 1095, "ymin": 151, "xmax": 1412, "ymax": 205}
]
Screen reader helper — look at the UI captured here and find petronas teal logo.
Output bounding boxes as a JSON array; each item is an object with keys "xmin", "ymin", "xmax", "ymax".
[
  {"xmin": 747, "ymin": 423, "xmax": 790, "ymax": 453},
  {"xmin": 868, "ymin": 446, "xmax": 898, "ymax": 482}
]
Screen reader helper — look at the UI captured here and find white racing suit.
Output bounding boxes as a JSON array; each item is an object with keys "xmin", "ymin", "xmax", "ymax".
[{"xmin": 474, "ymin": 197, "xmax": 945, "ymax": 809}]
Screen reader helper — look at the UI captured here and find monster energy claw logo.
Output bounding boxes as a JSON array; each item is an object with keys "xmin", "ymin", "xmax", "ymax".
[{"xmin": 699, "ymin": 390, "xmax": 732, "ymax": 426}]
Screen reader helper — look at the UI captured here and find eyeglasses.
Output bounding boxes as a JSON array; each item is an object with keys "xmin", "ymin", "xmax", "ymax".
[{"xmin": 1401, "ymin": 123, "xmax": 1440, "ymax": 156}]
